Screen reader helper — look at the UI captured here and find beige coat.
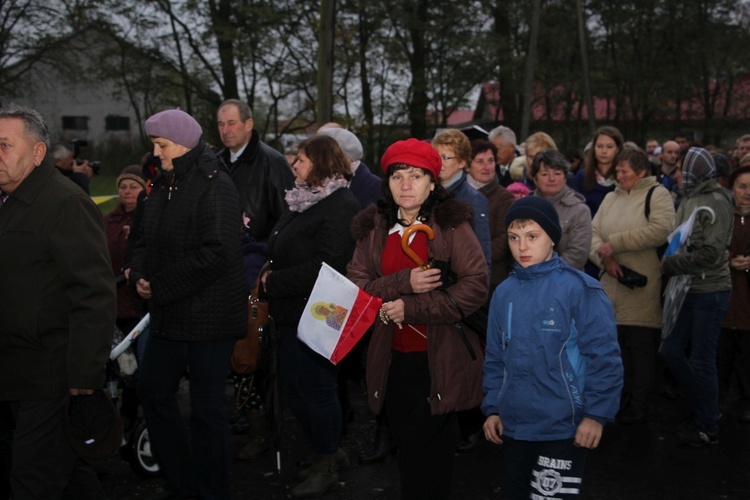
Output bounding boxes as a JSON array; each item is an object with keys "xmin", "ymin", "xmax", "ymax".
[{"xmin": 590, "ymin": 177, "xmax": 675, "ymax": 328}]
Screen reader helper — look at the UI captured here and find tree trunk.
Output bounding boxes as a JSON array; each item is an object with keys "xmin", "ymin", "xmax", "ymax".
[
  {"xmin": 317, "ymin": 0, "xmax": 336, "ymax": 126},
  {"xmin": 520, "ymin": 0, "xmax": 541, "ymax": 140},
  {"xmin": 358, "ymin": 0, "xmax": 375, "ymax": 164},
  {"xmin": 209, "ymin": 0, "xmax": 239, "ymax": 100},
  {"xmin": 576, "ymin": 0, "xmax": 596, "ymax": 134},
  {"xmin": 490, "ymin": 2, "xmax": 520, "ymax": 133},
  {"xmin": 406, "ymin": 0, "xmax": 430, "ymax": 138}
]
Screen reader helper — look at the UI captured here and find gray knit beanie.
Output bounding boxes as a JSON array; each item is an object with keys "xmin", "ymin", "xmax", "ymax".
[{"xmin": 144, "ymin": 109, "xmax": 202, "ymax": 149}]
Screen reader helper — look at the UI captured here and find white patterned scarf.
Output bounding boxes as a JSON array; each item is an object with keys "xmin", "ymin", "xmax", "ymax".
[{"xmin": 284, "ymin": 176, "xmax": 349, "ymax": 213}]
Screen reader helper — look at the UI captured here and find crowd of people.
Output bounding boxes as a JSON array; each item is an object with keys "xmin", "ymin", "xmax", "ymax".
[{"xmin": 1, "ymin": 99, "xmax": 749, "ymax": 499}]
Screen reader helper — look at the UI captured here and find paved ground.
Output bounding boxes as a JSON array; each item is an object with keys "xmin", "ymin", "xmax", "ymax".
[{"xmin": 98, "ymin": 376, "xmax": 750, "ymax": 499}]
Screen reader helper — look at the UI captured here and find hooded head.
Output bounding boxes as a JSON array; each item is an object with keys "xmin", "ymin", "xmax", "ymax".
[{"xmin": 681, "ymin": 147, "xmax": 716, "ymax": 197}]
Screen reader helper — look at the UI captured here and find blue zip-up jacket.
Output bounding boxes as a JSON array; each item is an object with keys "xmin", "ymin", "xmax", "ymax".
[
  {"xmin": 481, "ymin": 254, "xmax": 623, "ymax": 441},
  {"xmin": 447, "ymin": 170, "xmax": 492, "ymax": 274}
]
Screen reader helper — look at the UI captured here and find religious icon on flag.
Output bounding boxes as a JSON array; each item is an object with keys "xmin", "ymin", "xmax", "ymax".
[{"xmin": 297, "ymin": 262, "xmax": 382, "ymax": 364}]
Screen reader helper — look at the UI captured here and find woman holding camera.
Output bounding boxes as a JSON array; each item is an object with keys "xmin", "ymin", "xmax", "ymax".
[{"xmin": 590, "ymin": 148, "xmax": 675, "ymax": 424}]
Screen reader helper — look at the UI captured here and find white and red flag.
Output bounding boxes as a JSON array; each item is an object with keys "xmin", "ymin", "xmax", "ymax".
[{"xmin": 297, "ymin": 262, "xmax": 382, "ymax": 364}]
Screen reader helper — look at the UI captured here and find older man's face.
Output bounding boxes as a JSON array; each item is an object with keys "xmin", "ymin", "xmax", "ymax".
[
  {"xmin": 217, "ymin": 104, "xmax": 253, "ymax": 153},
  {"xmin": 491, "ymin": 137, "xmax": 515, "ymax": 166},
  {"xmin": 0, "ymin": 118, "xmax": 46, "ymax": 193}
]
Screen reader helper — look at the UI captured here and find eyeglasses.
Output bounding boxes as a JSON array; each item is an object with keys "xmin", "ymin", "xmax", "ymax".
[{"xmin": 439, "ymin": 154, "xmax": 456, "ymax": 161}]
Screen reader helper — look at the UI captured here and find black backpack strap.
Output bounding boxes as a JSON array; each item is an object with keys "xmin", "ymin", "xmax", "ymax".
[
  {"xmin": 644, "ymin": 184, "xmax": 669, "ymax": 260},
  {"xmin": 645, "ymin": 184, "xmax": 659, "ymax": 220}
]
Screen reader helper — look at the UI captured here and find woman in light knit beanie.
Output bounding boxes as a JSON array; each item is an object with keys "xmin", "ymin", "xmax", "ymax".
[{"xmin": 129, "ymin": 109, "xmax": 246, "ymax": 499}]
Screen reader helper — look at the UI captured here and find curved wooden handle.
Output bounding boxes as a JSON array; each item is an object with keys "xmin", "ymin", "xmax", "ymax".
[{"xmin": 401, "ymin": 224, "xmax": 435, "ymax": 269}]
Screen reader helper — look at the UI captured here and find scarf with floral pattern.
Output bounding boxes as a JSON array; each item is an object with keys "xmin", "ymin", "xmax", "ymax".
[{"xmin": 284, "ymin": 176, "xmax": 349, "ymax": 213}]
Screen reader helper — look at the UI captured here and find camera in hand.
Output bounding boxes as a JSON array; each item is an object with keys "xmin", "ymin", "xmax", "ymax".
[
  {"xmin": 70, "ymin": 138, "xmax": 101, "ymax": 175},
  {"xmin": 617, "ymin": 265, "xmax": 648, "ymax": 289}
]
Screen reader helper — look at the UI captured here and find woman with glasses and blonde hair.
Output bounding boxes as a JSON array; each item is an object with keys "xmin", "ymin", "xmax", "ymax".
[{"xmin": 431, "ymin": 129, "xmax": 491, "ymax": 272}]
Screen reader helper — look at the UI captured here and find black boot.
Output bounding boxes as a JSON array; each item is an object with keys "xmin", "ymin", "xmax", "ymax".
[
  {"xmin": 359, "ymin": 424, "xmax": 396, "ymax": 464},
  {"xmin": 291, "ymin": 452, "xmax": 341, "ymax": 498},
  {"xmin": 298, "ymin": 448, "xmax": 349, "ymax": 481}
]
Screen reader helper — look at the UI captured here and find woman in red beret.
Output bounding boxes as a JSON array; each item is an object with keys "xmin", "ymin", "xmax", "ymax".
[{"xmin": 347, "ymin": 138, "xmax": 489, "ymax": 499}]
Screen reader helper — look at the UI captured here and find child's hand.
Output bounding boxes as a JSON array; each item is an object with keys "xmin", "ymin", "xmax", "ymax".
[
  {"xmin": 574, "ymin": 417, "xmax": 603, "ymax": 449},
  {"xmin": 483, "ymin": 415, "xmax": 504, "ymax": 445}
]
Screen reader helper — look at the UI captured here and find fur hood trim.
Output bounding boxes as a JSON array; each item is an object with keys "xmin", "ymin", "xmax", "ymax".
[{"xmin": 351, "ymin": 198, "xmax": 473, "ymax": 241}]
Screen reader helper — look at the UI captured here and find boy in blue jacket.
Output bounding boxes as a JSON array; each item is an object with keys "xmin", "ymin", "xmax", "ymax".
[{"xmin": 482, "ymin": 196, "xmax": 623, "ymax": 499}]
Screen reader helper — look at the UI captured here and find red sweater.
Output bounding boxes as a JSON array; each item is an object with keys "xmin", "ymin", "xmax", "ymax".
[{"xmin": 381, "ymin": 230, "xmax": 428, "ymax": 352}]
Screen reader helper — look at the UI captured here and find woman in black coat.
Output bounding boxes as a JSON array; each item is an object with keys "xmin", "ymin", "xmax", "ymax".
[
  {"xmin": 130, "ymin": 109, "xmax": 246, "ymax": 500},
  {"xmin": 262, "ymin": 135, "xmax": 360, "ymax": 498}
]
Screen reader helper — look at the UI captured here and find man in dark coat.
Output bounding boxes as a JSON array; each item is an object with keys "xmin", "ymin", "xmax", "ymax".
[
  {"xmin": 216, "ymin": 99, "xmax": 294, "ymax": 459},
  {"xmin": 488, "ymin": 125, "xmax": 519, "ymax": 187},
  {"xmin": 0, "ymin": 104, "xmax": 116, "ymax": 498},
  {"xmin": 217, "ymin": 99, "xmax": 293, "ymax": 245}
]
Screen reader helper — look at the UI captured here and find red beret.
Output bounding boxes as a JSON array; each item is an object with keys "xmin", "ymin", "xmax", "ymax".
[{"xmin": 380, "ymin": 138, "xmax": 442, "ymax": 180}]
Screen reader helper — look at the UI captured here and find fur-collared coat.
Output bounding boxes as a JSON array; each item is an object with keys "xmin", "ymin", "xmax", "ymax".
[{"xmin": 347, "ymin": 199, "xmax": 489, "ymax": 415}]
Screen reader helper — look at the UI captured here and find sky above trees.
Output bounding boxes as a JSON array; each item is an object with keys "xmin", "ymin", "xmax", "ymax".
[{"xmin": 3, "ymin": 0, "xmax": 750, "ymax": 152}]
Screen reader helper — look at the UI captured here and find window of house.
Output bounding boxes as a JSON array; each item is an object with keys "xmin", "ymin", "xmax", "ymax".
[
  {"xmin": 61, "ymin": 116, "xmax": 89, "ymax": 130},
  {"xmin": 105, "ymin": 115, "xmax": 130, "ymax": 131}
]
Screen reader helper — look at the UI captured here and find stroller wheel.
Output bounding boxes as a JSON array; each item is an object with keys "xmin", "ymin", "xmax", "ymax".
[{"xmin": 128, "ymin": 419, "xmax": 161, "ymax": 478}]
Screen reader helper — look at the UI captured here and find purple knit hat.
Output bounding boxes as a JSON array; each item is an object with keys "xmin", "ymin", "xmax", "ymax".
[{"xmin": 144, "ymin": 109, "xmax": 202, "ymax": 149}]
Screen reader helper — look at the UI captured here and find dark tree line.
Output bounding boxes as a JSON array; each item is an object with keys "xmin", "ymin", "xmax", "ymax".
[{"xmin": 2, "ymin": 0, "xmax": 750, "ymax": 159}]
